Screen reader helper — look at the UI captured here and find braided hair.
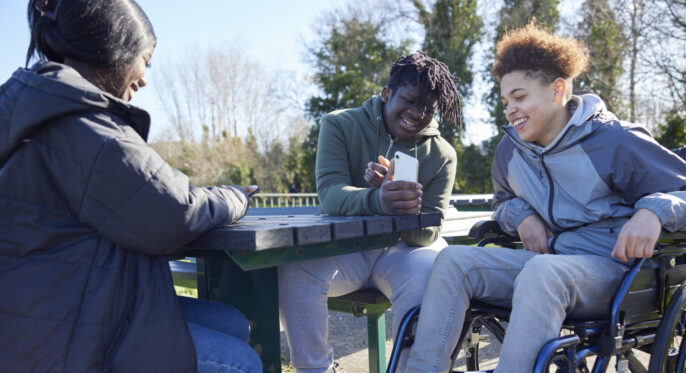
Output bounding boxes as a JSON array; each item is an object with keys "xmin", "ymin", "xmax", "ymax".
[{"xmin": 387, "ymin": 51, "xmax": 462, "ymax": 129}]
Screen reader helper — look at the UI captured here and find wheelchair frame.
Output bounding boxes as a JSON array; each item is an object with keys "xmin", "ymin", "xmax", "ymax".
[{"xmin": 386, "ymin": 220, "xmax": 686, "ymax": 373}]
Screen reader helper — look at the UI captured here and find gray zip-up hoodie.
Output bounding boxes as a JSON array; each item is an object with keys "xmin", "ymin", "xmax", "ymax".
[{"xmin": 492, "ymin": 92, "xmax": 686, "ymax": 258}]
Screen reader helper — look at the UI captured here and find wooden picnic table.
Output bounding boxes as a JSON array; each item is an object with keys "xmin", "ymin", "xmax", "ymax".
[{"xmin": 175, "ymin": 212, "xmax": 443, "ymax": 373}]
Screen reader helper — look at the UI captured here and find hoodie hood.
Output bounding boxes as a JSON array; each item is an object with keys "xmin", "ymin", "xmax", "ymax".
[
  {"xmin": 0, "ymin": 61, "xmax": 150, "ymax": 166},
  {"xmin": 503, "ymin": 92, "xmax": 616, "ymax": 155}
]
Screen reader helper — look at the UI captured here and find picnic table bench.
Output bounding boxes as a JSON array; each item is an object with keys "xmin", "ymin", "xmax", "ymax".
[
  {"xmin": 171, "ymin": 211, "xmax": 447, "ymax": 373},
  {"xmin": 171, "ymin": 203, "xmax": 492, "ymax": 373}
]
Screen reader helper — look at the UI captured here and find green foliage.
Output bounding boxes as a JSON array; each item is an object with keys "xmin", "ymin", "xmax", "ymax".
[
  {"xmin": 656, "ymin": 0, "xmax": 686, "ymax": 110},
  {"xmin": 300, "ymin": 8, "xmax": 412, "ymax": 192},
  {"xmin": 151, "ymin": 132, "xmax": 310, "ymax": 193},
  {"xmin": 576, "ymin": 0, "xmax": 627, "ymax": 117},
  {"xmin": 457, "ymin": 144, "xmax": 493, "ymax": 193},
  {"xmin": 305, "ymin": 15, "xmax": 411, "ymax": 119},
  {"xmin": 413, "ymin": 0, "xmax": 484, "ymax": 145},
  {"xmin": 654, "ymin": 112, "xmax": 686, "ymax": 149}
]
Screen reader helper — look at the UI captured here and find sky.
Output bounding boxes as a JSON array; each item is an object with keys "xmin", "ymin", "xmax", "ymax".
[{"xmin": 0, "ymin": 0, "xmax": 501, "ymax": 144}]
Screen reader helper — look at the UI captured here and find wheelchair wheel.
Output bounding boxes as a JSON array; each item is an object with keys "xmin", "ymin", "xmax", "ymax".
[{"xmin": 649, "ymin": 282, "xmax": 686, "ymax": 372}]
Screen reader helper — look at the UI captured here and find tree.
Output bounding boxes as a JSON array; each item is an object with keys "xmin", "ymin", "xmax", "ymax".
[
  {"xmin": 151, "ymin": 45, "xmax": 310, "ymax": 191},
  {"xmin": 155, "ymin": 45, "xmax": 290, "ymax": 146},
  {"xmin": 305, "ymin": 6, "xmax": 412, "ymax": 120},
  {"xmin": 458, "ymin": 144, "xmax": 491, "ymax": 193},
  {"xmin": 575, "ymin": 0, "xmax": 628, "ymax": 117},
  {"xmin": 654, "ymin": 112, "xmax": 686, "ymax": 149},
  {"xmin": 300, "ymin": 4, "xmax": 412, "ymax": 191},
  {"xmin": 610, "ymin": 0, "xmax": 661, "ymax": 123},
  {"xmin": 412, "ymin": 0, "xmax": 484, "ymax": 146},
  {"xmin": 652, "ymin": 0, "xmax": 686, "ymax": 110}
]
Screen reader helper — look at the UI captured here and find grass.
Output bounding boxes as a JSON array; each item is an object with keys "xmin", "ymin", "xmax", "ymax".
[{"xmin": 174, "ymin": 285, "xmax": 198, "ymax": 298}]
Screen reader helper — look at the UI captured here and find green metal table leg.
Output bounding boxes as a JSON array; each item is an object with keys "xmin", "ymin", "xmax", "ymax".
[
  {"xmin": 201, "ymin": 255, "xmax": 281, "ymax": 373},
  {"xmin": 367, "ymin": 312, "xmax": 387, "ymax": 373}
]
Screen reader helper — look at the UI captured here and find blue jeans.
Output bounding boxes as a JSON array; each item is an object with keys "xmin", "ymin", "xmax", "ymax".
[{"xmin": 178, "ymin": 296, "xmax": 262, "ymax": 373}]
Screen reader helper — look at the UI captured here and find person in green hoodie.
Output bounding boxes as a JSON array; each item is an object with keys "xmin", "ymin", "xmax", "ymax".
[{"xmin": 278, "ymin": 51, "xmax": 461, "ymax": 373}]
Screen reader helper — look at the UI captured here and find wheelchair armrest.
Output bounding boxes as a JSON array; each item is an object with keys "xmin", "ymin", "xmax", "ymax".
[
  {"xmin": 657, "ymin": 230, "xmax": 686, "ymax": 245},
  {"xmin": 468, "ymin": 220, "xmax": 519, "ymax": 240},
  {"xmin": 468, "ymin": 220, "xmax": 520, "ymax": 248},
  {"xmin": 468, "ymin": 220, "xmax": 507, "ymax": 239}
]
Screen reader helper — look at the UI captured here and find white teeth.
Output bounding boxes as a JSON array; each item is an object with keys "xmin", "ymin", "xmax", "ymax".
[
  {"xmin": 402, "ymin": 118, "xmax": 417, "ymax": 127},
  {"xmin": 513, "ymin": 117, "xmax": 527, "ymax": 126}
]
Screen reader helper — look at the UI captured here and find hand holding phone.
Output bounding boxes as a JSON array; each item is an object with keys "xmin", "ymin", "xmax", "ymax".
[{"xmin": 392, "ymin": 151, "xmax": 418, "ymax": 183}]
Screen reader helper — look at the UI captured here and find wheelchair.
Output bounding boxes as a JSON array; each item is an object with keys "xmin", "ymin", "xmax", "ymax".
[{"xmin": 386, "ymin": 220, "xmax": 686, "ymax": 373}]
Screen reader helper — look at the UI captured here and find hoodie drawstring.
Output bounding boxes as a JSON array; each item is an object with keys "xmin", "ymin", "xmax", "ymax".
[{"xmin": 384, "ymin": 134, "xmax": 395, "ymax": 160}]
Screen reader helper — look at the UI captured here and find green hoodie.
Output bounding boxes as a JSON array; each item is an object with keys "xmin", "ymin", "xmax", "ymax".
[{"xmin": 316, "ymin": 95, "xmax": 457, "ymax": 247}]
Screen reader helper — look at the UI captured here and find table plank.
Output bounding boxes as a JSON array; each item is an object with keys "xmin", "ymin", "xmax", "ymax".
[
  {"xmin": 184, "ymin": 225, "xmax": 294, "ymax": 251},
  {"xmin": 182, "ymin": 212, "xmax": 441, "ymax": 252},
  {"xmin": 362, "ymin": 216, "xmax": 394, "ymax": 236},
  {"xmin": 394, "ymin": 214, "xmax": 420, "ymax": 231}
]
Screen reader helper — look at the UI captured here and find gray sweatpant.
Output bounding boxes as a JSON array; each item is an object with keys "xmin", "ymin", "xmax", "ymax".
[
  {"xmin": 278, "ymin": 238, "xmax": 447, "ymax": 373},
  {"xmin": 404, "ymin": 245, "xmax": 628, "ymax": 373}
]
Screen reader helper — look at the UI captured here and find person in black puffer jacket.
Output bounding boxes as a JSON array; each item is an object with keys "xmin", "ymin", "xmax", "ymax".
[{"xmin": 0, "ymin": 1, "xmax": 261, "ymax": 372}]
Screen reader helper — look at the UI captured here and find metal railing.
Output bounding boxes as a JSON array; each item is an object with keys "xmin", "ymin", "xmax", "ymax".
[
  {"xmin": 251, "ymin": 193, "xmax": 319, "ymax": 208},
  {"xmin": 250, "ymin": 193, "xmax": 493, "ymax": 210}
]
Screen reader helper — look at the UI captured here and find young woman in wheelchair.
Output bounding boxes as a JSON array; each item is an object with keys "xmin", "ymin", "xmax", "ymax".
[{"xmin": 402, "ymin": 22, "xmax": 686, "ymax": 373}]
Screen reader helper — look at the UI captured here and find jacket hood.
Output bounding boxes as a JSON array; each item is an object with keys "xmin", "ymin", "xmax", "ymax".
[
  {"xmin": 361, "ymin": 95, "xmax": 441, "ymax": 139},
  {"xmin": 503, "ymin": 92, "xmax": 616, "ymax": 154},
  {"xmin": 0, "ymin": 61, "xmax": 150, "ymax": 165}
]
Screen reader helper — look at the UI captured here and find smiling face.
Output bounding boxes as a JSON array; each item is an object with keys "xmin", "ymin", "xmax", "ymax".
[
  {"xmin": 381, "ymin": 83, "xmax": 438, "ymax": 141},
  {"xmin": 112, "ymin": 47, "xmax": 154, "ymax": 101},
  {"xmin": 500, "ymin": 70, "xmax": 570, "ymax": 147}
]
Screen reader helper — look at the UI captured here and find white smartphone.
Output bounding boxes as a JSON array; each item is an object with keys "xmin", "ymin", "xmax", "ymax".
[{"xmin": 393, "ymin": 151, "xmax": 419, "ymax": 183}]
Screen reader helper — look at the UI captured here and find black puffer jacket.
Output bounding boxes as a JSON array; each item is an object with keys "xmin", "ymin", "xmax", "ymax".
[{"xmin": 0, "ymin": 61, "xmax": 249, "ymax": 372}]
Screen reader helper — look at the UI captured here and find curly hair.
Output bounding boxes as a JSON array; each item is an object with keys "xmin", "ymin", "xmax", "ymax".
[
  {"xmin": 491, "ymin": 22, "xmax": 589, "ymax": 85},
  {"xmin": 388, "ymin": 51, "xmax": 462, "ymax": 129}
]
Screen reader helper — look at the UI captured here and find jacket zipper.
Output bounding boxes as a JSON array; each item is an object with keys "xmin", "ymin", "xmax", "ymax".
[
  {"xmin": 502, "ymin": 126, "xmax": 570, "ymax": 232},
  {"xmin": 549, "ymin": 234, "xmax": 559, "ymax": 254},
  {"xmin": 540, "ymin": 154, "xmax": 563, "ymax": 231}
]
